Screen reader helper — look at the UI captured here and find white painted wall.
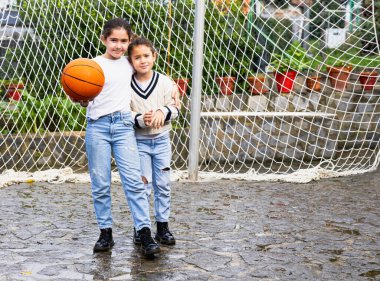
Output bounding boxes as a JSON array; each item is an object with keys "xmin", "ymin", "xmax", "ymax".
[{"xmin": 0, "ymin": 0, "xmax": 16, "ymax": 9}]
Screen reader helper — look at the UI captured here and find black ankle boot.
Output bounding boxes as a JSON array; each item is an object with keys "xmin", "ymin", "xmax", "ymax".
[
  {"xmin": 155, "ymin": 222, "xmax": 176, "ymax": 245},
  {"xmin": 133, "ymin": 227, "xmax": 141, "ymax": 245},
  {"xmin": 137, "ymin": 227, "xmax": 160, "ymax": 255},
  {"xmin": 93, "ymin": 228, "xmax": 115, "ymax": 252}
]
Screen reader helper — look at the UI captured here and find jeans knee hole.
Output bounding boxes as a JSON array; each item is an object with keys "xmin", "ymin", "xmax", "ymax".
[{"xmin": 141, "ymin": 176, "xmax": 148, "ymax": 184}]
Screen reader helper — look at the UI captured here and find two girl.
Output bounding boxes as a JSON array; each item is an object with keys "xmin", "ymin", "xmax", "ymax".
[
  {"xmin": 82, "ymin": 18, "xmax": 178, "ymax": 255},
  {"xmin": 84, "ymin": 18, "xmax": 160, "ymax": 256}
]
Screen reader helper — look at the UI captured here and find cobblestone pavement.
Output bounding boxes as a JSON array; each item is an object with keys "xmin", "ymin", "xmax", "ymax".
[{"xmin": 0, "ymin": 169, "xmax": 379, "ymax": 281}]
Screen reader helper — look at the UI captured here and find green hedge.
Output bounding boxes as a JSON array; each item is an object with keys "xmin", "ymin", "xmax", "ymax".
[{"xmin": 3, "ymin": 92, "xmax": 86, "ymax": 133}]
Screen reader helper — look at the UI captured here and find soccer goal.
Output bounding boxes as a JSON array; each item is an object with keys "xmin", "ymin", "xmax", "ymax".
[{"xmin": 0, "ymin": 0, "xmax": 379, "ymax": 185}]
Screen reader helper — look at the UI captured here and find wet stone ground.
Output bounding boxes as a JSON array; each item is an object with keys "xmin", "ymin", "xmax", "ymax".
[{"xmin": 0, "ymin": 170, "xmax": 379, "ymax": 281}]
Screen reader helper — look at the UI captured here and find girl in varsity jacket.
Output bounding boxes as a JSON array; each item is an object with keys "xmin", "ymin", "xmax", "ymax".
[{"xmin": 128, "ymin": 37, "xmax": 179, "ymax": 245}]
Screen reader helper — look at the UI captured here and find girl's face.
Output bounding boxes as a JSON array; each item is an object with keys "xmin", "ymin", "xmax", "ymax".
[
  {"xmin": 101, "ymin": 28, "xmax": 130, "ymax": 60},
  {"xmin": 129, "ymin": 45, "xmax": 156, "ymax": 76}
]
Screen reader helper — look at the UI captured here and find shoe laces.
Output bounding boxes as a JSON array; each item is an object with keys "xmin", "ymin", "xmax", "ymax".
[
  {"xmin": 143, "ymin": 235, "xmax": 155, "ymax": 245},
  {"xmin": 139, "ymin": 227, "xmax": 155, "ymax": 245}
]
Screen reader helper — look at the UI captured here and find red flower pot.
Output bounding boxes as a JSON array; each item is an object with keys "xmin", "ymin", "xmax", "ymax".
[
  {"xmin": 215, "ymin": 76, "xmax": 236, "ymax": 95},
  {"xmin": 247, "ymin": 76, "xmax": 268, "ymax": 95},
  {"xmin": 174, "ymin": 78, "xmax": 189, "ymax": 96},
  {"xmin": 359, "ymin": 71, "xmax": 378, "ymax": 91},
  {"xmin": 6, "ymin": 83, "xmax": 25, "ymax": 101},
  {"xmin": 274, "ymin": 71, "xmax": 297, "ymax": 93},
  {"xmin": 7, "ymin": 90, "xmax": 22, "ymax": 101}
]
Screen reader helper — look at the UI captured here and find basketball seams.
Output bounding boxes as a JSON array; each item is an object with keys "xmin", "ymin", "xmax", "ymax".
[
  {"xmin": 62, "ymin": 72, "xmax": 104, "ymax": 88},
  {"xmin": 64, "ymin": 64, "xmax": 104, "ymax": 77},
  {"xmin": 62, "ymin": 78, "xmax": 88, "ymax": 100}
]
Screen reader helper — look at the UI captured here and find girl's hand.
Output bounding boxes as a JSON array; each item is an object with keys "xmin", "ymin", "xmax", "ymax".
[
  {"xmin": 150, "ymin": 109, "xmax": 165, "ymax": 128},
  {"xmin": 79, "ymin": 100, "xmax": 90, "ymax": 107},
  {"xmin": 69, "ymin": 97, "xmax": 93, "ymax": 107},
  {"xmin": 143, "ymin": 110, "xmax": 153, "ymax": 126}
]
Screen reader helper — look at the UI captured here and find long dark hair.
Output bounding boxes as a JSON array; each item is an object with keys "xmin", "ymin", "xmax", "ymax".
[{"xmin": 102, "ymin": 18, "xmax": 132, "ymax": 39}]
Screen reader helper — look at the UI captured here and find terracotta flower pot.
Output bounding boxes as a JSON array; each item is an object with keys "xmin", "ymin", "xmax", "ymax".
[
  {"xmin": 215, "ymin": 76, "xmax": 236, "ymax": 95},
  {"xmin": 174, "ymin": 78, "xmax": 189, "ymax": 96},
  {"xmin": 327, "ymin": 66, "xmax": 352, "ymax": 91},
  {"xmin": 306, "ymin": 76, "xmax": 321, "ymax": 92},
  {"xmin": 247, "ymin": 76, "xmax": 268, "ymax": 95},
  {"xmin": 274, "ymin": 71, "xmax": 297, "ymax": 93},
  {"xmin": 359, "ymin": 71, "xmax": 378, "ymax": 91}
]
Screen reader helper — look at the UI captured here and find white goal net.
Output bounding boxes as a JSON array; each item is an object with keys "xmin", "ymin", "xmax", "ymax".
[{"xmin": 0, "ymin": 0, "xmax": 379, "ymax": 185}]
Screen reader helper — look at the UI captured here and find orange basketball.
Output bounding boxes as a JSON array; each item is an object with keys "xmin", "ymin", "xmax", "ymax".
[{"xmin": 61, "ymin": 58, "xmax": 105, "ymax": 101}]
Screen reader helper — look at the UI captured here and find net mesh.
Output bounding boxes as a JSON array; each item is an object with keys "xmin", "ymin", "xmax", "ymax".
[{"xmin": 0, "ymin": 0, "xmax": 379, "ymax": 185}]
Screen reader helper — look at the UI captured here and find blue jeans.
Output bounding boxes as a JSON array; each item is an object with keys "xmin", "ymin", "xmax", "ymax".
[
  {"xmin": 85, "ymin": 112, "xmax": 151, "ymax": 231},
  {"xmin": 137, "ymin": 133, "xmax": 171, "ymax": 222}
]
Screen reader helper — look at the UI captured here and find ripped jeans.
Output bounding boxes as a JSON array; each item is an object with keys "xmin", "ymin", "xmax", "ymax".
[
  {"xmin": 136, "ymin": 133, "xmax": 172, "ymax": 222},
  {"xmin": 85, "ymin": 112, "xmax": 151, "ymax": 230}
]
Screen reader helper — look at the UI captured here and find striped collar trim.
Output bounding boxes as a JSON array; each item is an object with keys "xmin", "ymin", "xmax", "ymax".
[{"xmin": 131, "ymin": 71, "xmax": 159, "ymax": 100}]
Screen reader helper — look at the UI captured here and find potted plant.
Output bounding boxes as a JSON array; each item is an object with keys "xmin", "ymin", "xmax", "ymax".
[
  {"xmin": 326, "ymin": 60, "xmax": 353, "ymax": 91},
  {"xmin": 1, "ymin": 79, "xmax": 25, "ymax": 101},
  {"xmin": 238, "ymin": 58, "xmax": 268, "ymax": 95},
  {"xmin": 209, "ymin": 50, "xmax": 236, "ymax": 95},
  {"xmin": 170, "ymin": 49, "xmax": 191, "ymax": 97},
  {"xmin": 306, "ymin": 75, "xmax": 321, "ymax": 92},
  {"xmin": 358, "ymin": 69, "xmax": 378, "ymax": 91},
  {"xmin": 215, "ymin": 76, "xmax": 236, "ymax": 95},
  {"xmin": 270, "ymin": 41, "xmax": 314, "ymax": 94},
  {"xmin": 173, "ymin": 77, "xmax": 190, "ymax": 96},
  {"xmin": 247, "ymin": 73, "xmax": 269, "ymax": 95},
  {"xmin": 214, "ymin": 57, "xmax": 236, "ymax": 96},
  {"xmin": 271, "ymin": 56, "xmax": 297, "ymax": 93}
]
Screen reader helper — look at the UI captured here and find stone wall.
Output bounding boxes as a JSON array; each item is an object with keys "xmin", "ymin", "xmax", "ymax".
[
  {"xmin": 0, "ymin": 132, "xmax": 87, "ymax": 172},
  {"xmin": 182, "ymin": 73, "xmax": 380, "ymax": 165},
  {"xmin": 0, "ymin": 74, "xmax": 379, "ymax": 172}
]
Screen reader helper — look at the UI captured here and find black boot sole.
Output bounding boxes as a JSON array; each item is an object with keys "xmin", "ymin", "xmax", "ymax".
[
  {"xmin": 155, "ymin": 235, "xmax": 176, "ymax": 245},
  {"xmin": 141, "ymin": 246, "xmax": 161, "ymax": 256},
  {"xmin": 93, "ymin": 241, "xmax": 115, "ymax": 252}
]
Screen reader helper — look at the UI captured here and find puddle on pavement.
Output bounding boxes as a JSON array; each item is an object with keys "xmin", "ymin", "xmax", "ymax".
[
  {"xmin": 325, "ymin": 221, "xmax": 361, "ymax": 236},
  {"xmin": 329, "ymin": 257, "xmax": 340, "ymax": 262},
  {"xmin": 222, "ymin": 194, "xmax": 240, "ymax": 200},
  {"xmin": 21, "ymin": 203, "xmax": 35, "ymax": 208},
  {"xmin": 328, "ymin": 249, "xmax": 344, "ymax": 255},
  {"xmin": 359, "ymin": 270, "xmax": 380, "ymax": 277},
  {"xmin": 256, "ymin": 244, "xmax": 271, "ymax": 252},
  {"xmin": 196, "ymin": 207, "xmax": 218, "ymax": 215},
  {"xmin": 334, "ymin": 228, "xmax": 360, "ymax": 235}
]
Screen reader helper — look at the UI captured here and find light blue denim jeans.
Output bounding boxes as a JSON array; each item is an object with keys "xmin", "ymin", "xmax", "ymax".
[
  {"xmin": 136, "ymin": 133, "xmax": 171, "ymax": 222},
  {"xmin": 85, "ymin": 112, "xmax": 151, "ymax": 231}
]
